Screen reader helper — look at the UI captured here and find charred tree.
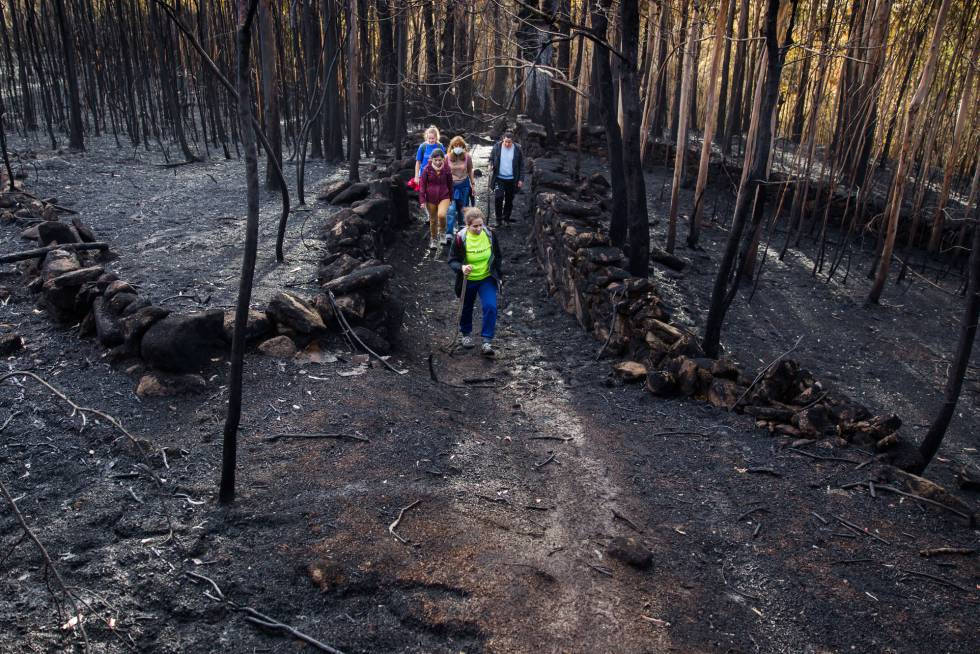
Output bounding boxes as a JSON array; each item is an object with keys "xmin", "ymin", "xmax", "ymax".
[
  {"xmin": 915, "ymin": 209, "xmax": 979, "ymax": 473},
  {"xmin": 703, "ymin": 0, "xmax": 795, "ymax": 358},
  {"xmin": 590, "ymin": 0, "xmax": 627, "ymax": 249},
  {"xmin": 346, "ymin": 0, "xmax": 361, "ymax": 182},
  {"xmin": 53, "ymin": 0, "xmax": 84, "ymax": 150},
  {"xmin": 220, "ymin": 0, "xmax": 260, "ymax": 506},
  {"xmin": 867, "ymin": 0, "xmax": 951, "ymax": 305},
  {"xmin": 258, "ymin": 0, "xmax": 283, "ymax": 190}
]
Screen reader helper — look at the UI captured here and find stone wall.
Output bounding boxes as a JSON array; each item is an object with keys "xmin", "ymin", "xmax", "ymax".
[
  {"xmin": 526, "ymin": 154, "xmax": 917, "ymax": 465},
  {"xmin": 0, "ymin": 172, "xmax": 409, "ymax": 396}
]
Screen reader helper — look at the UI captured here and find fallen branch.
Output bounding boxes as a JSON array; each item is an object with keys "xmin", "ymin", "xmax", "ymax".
[
  {"xmin": 183, "ymin": 570, "xmax": 346, "ymax": 653},
  {"xmin": 185, "ymin": 571, "xmax": 225, "ymax": 600},
  {"xmin": 534, "ymin": 452, "xmax": 557, "ymax": 469},
  {"xmin": 587, "ymin": 562, "xmax": 613, "ymax": 577},
  {"xmin": 786, "ymin": 447, "xmax": 859, "ymax": 464},
  {"xmin": 612, "ymin": 508, "xmax": 643, "ymax": 533},
  {"xmin": 528, "ymin": 435, "xmax": 573, "ymax": 442},
  {"xmin": 16, "ymin": 189, "xmax": 79, "ymax": 214},
  {"xmin": 388, "ymin": 499, "xmax": 421, "ymax": 544},
  {"xmin": 732, "ymin": 336, "xmax": 804, "ymax": 410},
  {"xmin": 898, "ymin": 567, "xmax": 972, "ymax": 593},
  {"xmin": 265, "ymin": 432, "xmax": 369, "ymax": 443},
  {"xmin": 244, "ymin": 607, "xmax": 347, "ymax": 654},
  {"xmin": 0, "ymin": 479, "xmax": 90, "ymax": 651},
  {"xmin": 873, "ymin": 483, "xmax": 974, "ymax": 523},
  {"xmin": 736, "ymin": 506, "xmax": 769, "ymax": 522},
  {"xmin": 833, "ymin": 514, "xmax": 890, "ymax": 545},
  {"xmin": 0, "ymin": 241, "xmax": 109, "ymax": 264},
  {"xmin": 919, "ymin": 547, "xmax": 976, "ymax": 558},
  {"xmin": 328, "ymin": 291, "xmax": 406, "ymax": 375},
  {"xmin": 0, "ymin": 371, "xmax": 147, "ymax": 454}
]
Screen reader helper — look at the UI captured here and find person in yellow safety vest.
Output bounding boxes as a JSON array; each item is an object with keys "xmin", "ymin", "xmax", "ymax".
[{"xmin": 448, "ymin": 208, "xmax": 503, "ymax": 356}]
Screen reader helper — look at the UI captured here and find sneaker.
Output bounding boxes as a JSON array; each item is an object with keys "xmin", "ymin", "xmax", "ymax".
[
  {"xmin": 428, "ymin": 238, "xmax": 438, "ymax": 249},
  {"xmin": 481, "ymin": 342, "xmax": 495, "ymax": 357},
  {"xmin": 445, "ymin": 233, "xmax": 453, "ymax": 244},
  {"xmin": 461, "ymin": 335, "xmax": 475, "ymax": 348}
]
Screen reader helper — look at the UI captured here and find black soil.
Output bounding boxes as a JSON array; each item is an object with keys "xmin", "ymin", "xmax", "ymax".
[{"xmin": 1, "ymin": 136, "xmax": 977, "ymax": 653}]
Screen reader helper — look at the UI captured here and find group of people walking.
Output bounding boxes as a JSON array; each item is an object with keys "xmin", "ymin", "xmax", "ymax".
[{"xmin": 413, "ymin": 125, "xmax": 523, "ymax": 357}]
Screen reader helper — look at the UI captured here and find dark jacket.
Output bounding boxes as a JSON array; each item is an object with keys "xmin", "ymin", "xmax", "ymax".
[
  {"xmin": 419, "ymin": 161, "xmax": 453, "ymax": 205},
  {"xmin": 489, "ymin": 141, "xmax": 524, "ymax": 189},
  {"xmin": 448, "ymin": 227, "xmax": 504, "ymax": 297}
]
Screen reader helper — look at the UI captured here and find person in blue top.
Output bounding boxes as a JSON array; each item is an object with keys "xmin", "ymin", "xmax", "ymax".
[{"xmin": 415, "ymin": 125, "xmax": 445, "ymax": 186}]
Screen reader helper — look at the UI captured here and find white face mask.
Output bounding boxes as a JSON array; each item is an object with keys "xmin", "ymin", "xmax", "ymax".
[{"xmin": 453, "ymin": 147, "xmax": 464, "ymax": 155}]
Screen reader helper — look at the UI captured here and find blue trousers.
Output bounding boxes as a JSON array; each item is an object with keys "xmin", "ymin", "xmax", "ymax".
[
  {"xmin": 446, "ymin": 181, "xmax": 472, "ymax": 236},
  {"xmin": 460, "ymin": 277, "xmax": 497, "ymax": 340}
]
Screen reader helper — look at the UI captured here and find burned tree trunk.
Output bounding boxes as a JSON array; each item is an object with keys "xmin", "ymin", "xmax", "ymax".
[
  {"xmin": 688, "ymin": 0, "xmax": 730, "ymax": 249},
  {"xmin": 590, "ymin": 0, "xmax": 627, "ymax": 248},
  {"xmin": 915, "ymin": 208, "xmax": 979, "ymax": 473},
  {"xmin": 928, "ymin": 36, "xmax": 979, "ymax": 253},
  {"xmin": 867, "ymin": 0, "xmax": 951, "ymax": 305},
  {"xmin": 322, "ymin": 0, "xmax": 343, "ymax": 161},
  {"xmin": 346, "ymin": 0, "xmax": 361, "ymax": 182},
  {"xmin": 258, "ymin": 0, "xmax": 283, "ymax": 190},
  {"xmin": 667, "ymin": 3, "xmax": 699, "ymax": 253},
  {"xmin": 702, "ymin": 0, "xmax": 794, "ymax": 358},
  {"xmin": 619, "ymin": 0, "xmax": 650, "ymax": 276},
  {"xmin": 53, "ymin": 0, "xmax": 84, "ymax": 150},
  {"xmin": 220, "ymin": 0, "xmax": 260, "ymax": 506},
  {"xmin": 722, "ymin": 0, "xmax": 750, "ymax": 155}
]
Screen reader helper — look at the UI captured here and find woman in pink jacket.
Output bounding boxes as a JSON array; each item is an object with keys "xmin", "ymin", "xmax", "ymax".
[{"xmin": 418, "ymin": 149, "xmax": 454, "ymax": 249}]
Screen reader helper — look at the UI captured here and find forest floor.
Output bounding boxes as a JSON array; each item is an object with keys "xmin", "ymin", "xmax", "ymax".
[{"xmin": 0, "ymin": 135, "xmax": 977, "ymax": 653}]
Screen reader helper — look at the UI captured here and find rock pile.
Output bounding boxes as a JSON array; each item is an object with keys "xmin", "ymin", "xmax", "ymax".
[
  {"xmin": 527, "ymin": 156, "xmax": 914, "ymax": 463},
  {"xmin": 1, "ymin": 170, "xmax": 409, "ymax": 396},
  {"xmin": 312, "ymin": 174, "xmax": 408, "ymax": 354}
]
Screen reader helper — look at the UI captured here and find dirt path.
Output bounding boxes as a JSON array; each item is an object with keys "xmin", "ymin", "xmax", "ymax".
[{"xmin": 1, "ymin": 140, "xmax": 977, "ymax": 653}]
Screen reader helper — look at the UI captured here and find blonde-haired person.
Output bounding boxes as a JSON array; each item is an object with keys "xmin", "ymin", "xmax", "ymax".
[
  {"xmin": 448, "ymin": 208, "xmax": 503, "ymax": 356},
  {"xmin": 445, "ymin": 135, "xmax": 476, "ymax": 242},
  {"xmin": 414, "ymin": 125, "xmax": 444, "ymax": 186}
]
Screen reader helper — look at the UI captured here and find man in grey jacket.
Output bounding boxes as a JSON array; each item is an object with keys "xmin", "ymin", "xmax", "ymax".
[{"xmin": 488, "ymin": 131, "xmax": 524, "ymax": 226}]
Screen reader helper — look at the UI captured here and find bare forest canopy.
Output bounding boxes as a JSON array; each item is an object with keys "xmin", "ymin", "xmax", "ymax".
[{"xmin": 0, "ymin": 0, "xmax": 976, "ymax": 175}]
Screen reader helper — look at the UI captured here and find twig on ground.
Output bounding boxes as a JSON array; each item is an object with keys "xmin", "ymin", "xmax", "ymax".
[
  {"xmin": 873, "ymin": 483, "xmax": 974, "ymax": 523},
  {"xmin": 786, "ymin": 447, "xmax": 859, "ymax": 464},
  {"xmin": 612, "ymin": 509, "xmax": 643, "ymax": 533},
  {"xmin": 833, "ymin": 514, "xmax": 890, "ymax": 545},
  {"xmin": 810, "ymin": 511, "xmax": 829, "ymax": 525},
  {"xmin": 185, "ymin": 571, "xmax": 225, "ymax": 601},
  {"xmin": 830, "ymin": 558, "xmax": 875, "ymax": 566},
  {"xmin": 732, "ymin": 336, "xmax": 804, "ymax": 410},
  {"xmin": 0, "ymin": 242, "xmax": 109, "ymax": 264},
  {"xmin": 0, "ymin": 479, "xmax": 90, "ymax": 651},
  {"xmin": 327, "ymin": 291, "xmax": 406, "ymax": 375},
  {"xmin": 898, "ymin": 568, "xmax": 972, "ymax": 593},
  {"xmin": 243, "ymin": 607, "xmax": 348, "ymax": 653},
  {"xmin": 388, "ymin": 500, "xmax": 421, "ymax": 544},
  {"xmin": 747, "ymin": 467, "xmax": 782, "ymax": 477},
  {"xmin": 183, "ymin": 569, "xmax": 345, "ymax": 653},
  {"xmin": 919, "ymin": 547, "xmax": 976, "ymax": 558},
  {"xmin": 0, "ymin": 411, "xmax": 20, "ymax": 433},
  {"xmin": 528, "ymin": 435, "xmax": 573, "ymax": 442},
  {"xmin": 0, "ymin": 371, "xmax": 148, "ymax": 454},
  {"xmin": 587, "ymin": 563, "xmax": 613, "ymax": 577},
  {"xmin": 534, "ymin": 452, "xmax": 557, "ymax": 469},
  {"xmin": 736, "ymin": 506, "xmax": 769, "ymax": 522},
  {"xmin": 265, "ymin": 432, "xmax": 369, "ymax": 443}
]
